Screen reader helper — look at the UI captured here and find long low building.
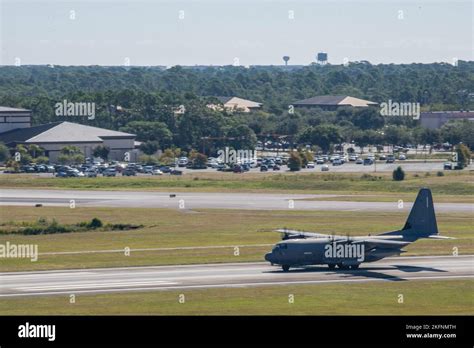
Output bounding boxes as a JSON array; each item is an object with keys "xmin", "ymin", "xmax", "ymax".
[
  {"xmin": 419, "ymin": 111, "xmax": 474, "ymax": 129},
  {"xmin": 0, "ymin": 121, "xmax": 138, "ymax": 162},
  {"xmin": 292, "ymin": 95, "xmax": 378, "ymax": 110},
  {"xmin": 0, "ymin": 106, "xmax": 32, "ymax": 133}
]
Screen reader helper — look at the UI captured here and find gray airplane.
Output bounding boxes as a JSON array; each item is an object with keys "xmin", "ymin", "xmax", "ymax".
[{"xmin": 265, "ymin": 188, "xmax": 453, "ymax": 272}]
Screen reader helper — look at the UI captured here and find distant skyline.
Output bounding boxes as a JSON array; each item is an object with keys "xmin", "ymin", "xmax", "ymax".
[{"xmin": 1, "ymin": 0, "xmax": 472, "ymax": 66}]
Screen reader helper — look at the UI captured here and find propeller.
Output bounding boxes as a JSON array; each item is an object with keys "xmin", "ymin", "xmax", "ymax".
[{"xmin": 346, "ymin": 232, "xmax": 353, "ymax": 244}]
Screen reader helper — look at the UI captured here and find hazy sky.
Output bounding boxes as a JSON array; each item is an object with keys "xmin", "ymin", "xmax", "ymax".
[{"xmin": 1, "ymin": 0, "xmax": 472, "ymax": 66}]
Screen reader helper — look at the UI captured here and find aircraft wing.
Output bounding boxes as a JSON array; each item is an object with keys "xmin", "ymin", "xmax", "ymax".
[
  {"xmin": 275, "ymin": 229, "xmax": 330, "ymax": 239},
  {"xmin": 350, "ymin": 235, "xmax": 404, "ymax": 240},
  {"xmin": 275, "ymin": 229, "xmax": 405, "ymax": 241},
  {"xmin": 352, "ymin": 238, "xmax": 411, "ymax": 249}
]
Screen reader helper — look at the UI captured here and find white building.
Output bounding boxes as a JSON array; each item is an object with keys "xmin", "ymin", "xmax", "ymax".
[
  {"xmin": 207, "ymin": 96, "xmax": 262, "ymax": 113},
  {"xmin": 0, "ymin": 120, "xmax": 138, "ymax": 162},
  {"xmin": 0, "ymin": 106, "xmax": 32, "ymax": 133}
]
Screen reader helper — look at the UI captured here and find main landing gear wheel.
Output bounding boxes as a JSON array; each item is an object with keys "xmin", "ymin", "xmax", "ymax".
[
  {"xmin": 282, "ymin": 265, "xmax": 290, "ymax": 272},
  {"xmin": 350, "ymin": 264, "xmax": 360, "ymax": 270},
  {"xmin": 328, "ymin": 264, "xmax": 336, "ymax": 270},
  {"xmin": 337, "ymin": 263, "xmax": 348, "ymax": 270}
]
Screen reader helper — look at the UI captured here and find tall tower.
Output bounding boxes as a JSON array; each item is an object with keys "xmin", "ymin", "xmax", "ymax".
[
  {"xmin": 283, "ymin": 56, "xmax": 290, "ymax": 66},
  {"xmin": 317, "ymin": 52, "xmax": 328, "ymax": 65}
]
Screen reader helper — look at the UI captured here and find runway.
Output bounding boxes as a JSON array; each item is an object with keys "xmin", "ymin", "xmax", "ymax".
[
  {"xmin": 0, "ymin": 255, "xmax": 472, "ymax": 298},
  {"xmin": 1, "ymin": 189, "xmax": 472, "ymax": 212}
]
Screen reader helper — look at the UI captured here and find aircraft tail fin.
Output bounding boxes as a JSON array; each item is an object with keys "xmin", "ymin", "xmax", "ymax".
[{"xmin": 400, "ymin": 188, "xmax": 438, "ymax": 240}]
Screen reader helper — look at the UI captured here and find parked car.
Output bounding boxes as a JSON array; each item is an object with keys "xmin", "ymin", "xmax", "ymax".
[
  {"xmin": 151, "ymin": 169, "xmax": 163, "ymax": 175},
  {"xmin": 260, "ymin": 165, "xmax": 268, "ymax": 172},
  {"xmin": 178, "ymin": 157, "xmax": 188, "ymax": 167},
  {"xmin": 443, "ymin": 162, "xmax": 454, "ymax": 170},
  {"xmin": 332, "ymin": 159, "xmax": 342, "ymax": 166},
  {"xmin": 85, "ymin": 169, "xmax": 97, "ymax": 177},
  {"xmin": 122, "ymin": 168, "xmax": 136, "ymax": 176},
  {"xmin": 159, "ymin": 166, "xmax": 172, "ymax": 173},
  {"xmin": 21, "ymin": 165, "xmax": 36, "ymax": 173},
  {"xmin": 233, "ymin": 165, "xmax": 244, "ymax": 173},
  {"xmin": 355, "ymin": 158, "xmax": 363, "ymax": 164},
  {"xmin": 379, "ymin": 154, "xmax": 387, "ymax": 160},
  {"xmin": 241, "ymin": 163, "xmax": 251, "ymax": 171},
  {"xmin": 103, "ymin": 169, "xmax": 117, "ymax": 177},
  {"xmin": 363, "ymin": 158, "xmax": 374, "ymax": 165},
  {"xmin": 143, "ymin": 165, "xmax": 154, "ymax": 174},
  {"xmin": 170, "ymin": 169, "xmax": 183, "ymax": 175},
  {"xmin": 349, "ymin": 155, "xmax": 358, "ymax": 161},
  {"xmin": 399, "ymin": 154, "xmax": 407, "ymax": 160},
  {"xmin": 321, "ymin": 164, "xmax": 329, "ymax": 171},
  {"xmin": 386, "ymin": 155, "xmax": 395, "ymax": 163},
  {"xmin": 307, "ymin": 161, "xmax": 315, "ymax": 169},
  {"xmin": 273, "ymin": 165, "xmax": 280, "ymax": 171}
]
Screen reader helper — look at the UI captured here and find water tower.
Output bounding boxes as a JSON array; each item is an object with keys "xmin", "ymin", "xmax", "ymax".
[
  {"xmin": 317, "ymin": 52, "xmax": 328, "ymax": 65},
  {"xmin": 282, "ymin": 56, "xmax": 290, "ymax": 66}
]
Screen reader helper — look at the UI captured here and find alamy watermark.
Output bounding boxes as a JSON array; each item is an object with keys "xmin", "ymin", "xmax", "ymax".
[
  {"xmin": 55, "ymin": 99, "xmax": 95, "ymax": 120},
  {"xmin": 324, "ymin": 242, "xmax": 365, "ymax": 262},
  {"xmin": 0, "ymin": 242, "xmax": 38, "ymax": 262},
  {"xmin": 217, "ymin": 146, "xmax": 256, "ymax": 164},
  {"xmin": 380, "ymin": 99, "xmax": 420, "ymax": 120},
  {"xmin": 18, "ymin": 322, "xmax": 55, "ymax": 341}
]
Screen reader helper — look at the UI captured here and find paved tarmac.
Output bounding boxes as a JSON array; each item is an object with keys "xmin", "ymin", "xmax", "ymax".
[
  {"xmin": 0, "ymin": 255, "xmax": 472, "ymax": 297},
  {"xmin": 0, "ymin": 189, "xmax": 472, "ymax": 212}
]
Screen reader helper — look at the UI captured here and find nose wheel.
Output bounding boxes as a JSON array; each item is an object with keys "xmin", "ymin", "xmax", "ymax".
[
  {"xmin": 282, "ymin": 265, "xmax": 290, "ymax": 272},
  {"xmin": 337, "ymin": 263, "xmax": 348, "ymax": 270}
]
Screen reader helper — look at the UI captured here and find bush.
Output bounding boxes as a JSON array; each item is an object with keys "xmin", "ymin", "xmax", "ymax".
[
  {"xmin": 392, "ymin": 166, "xmax": 405, "ymax": 181},
  {"xmin": 88, "ymin": 217, "xmax": 103, "ymax": 229},
  {"xmin": 437, "ymin": 171, "xmax": 444, "ymax": 177}
]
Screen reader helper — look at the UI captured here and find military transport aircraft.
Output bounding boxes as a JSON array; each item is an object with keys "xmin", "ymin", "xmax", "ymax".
[{"xmin": 264, "ymin": 188, "xmax": 453, "ymax": 271}]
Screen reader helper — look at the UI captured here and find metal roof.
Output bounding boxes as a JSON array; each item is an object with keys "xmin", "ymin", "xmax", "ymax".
[{"xmin": 0, "ymin": 121, "xmax": 135, "ymax": 144}]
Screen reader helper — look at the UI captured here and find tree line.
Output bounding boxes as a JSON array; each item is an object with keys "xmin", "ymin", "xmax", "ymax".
[{"xmin": 0, "ymin": 62, "xmax": 473, "ymax": 155}]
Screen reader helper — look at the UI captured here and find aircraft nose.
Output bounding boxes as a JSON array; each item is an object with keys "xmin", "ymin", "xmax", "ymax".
[{"xmin": 265, "ymin": 252, "xmax": 274, "ymax": 263}]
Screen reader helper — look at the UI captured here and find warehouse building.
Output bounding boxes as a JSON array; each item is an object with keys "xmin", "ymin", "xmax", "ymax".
[
  {"xmin": 0, "ymin": 106, "xmax": 32, "ymax": 133},
  {"xmin": 419, "ymin": 111, "xmax": 474, "ymax": 129},
  {"xmin": 292, "ymin": 95, "xmax": 378, "ymax": 110},
  {"xmin": 0, "ymin": 119, "xmax": 138, "ymax": 162}
]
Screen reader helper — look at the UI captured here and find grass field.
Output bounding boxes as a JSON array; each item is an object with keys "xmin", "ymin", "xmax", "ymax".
[
  {"xmin": 0, "ymin": 171, "xmax": 473, "ymax": 196},
  {"xmin": 0, "ymin": 206, "xmax": 471, "ymax": 272},
  {"xmin": 0, "ymin": 279, "xmax": 471, "ymax": 315}
]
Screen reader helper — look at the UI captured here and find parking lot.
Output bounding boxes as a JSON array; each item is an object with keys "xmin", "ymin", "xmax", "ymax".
[{"xmin": 3, "ymin": 160, "xmax": 470, "ymax": 178}]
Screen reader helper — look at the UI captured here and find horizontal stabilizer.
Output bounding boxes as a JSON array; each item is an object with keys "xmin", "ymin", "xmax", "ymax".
[{"xmin": 427, "ymin": 235, "xmax": 455, "ymax": 240}]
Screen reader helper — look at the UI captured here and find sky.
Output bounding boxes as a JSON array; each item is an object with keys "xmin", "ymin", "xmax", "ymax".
[{"xmin": 1, "ymin": 0, "xmax": 472, "ymax": 66}]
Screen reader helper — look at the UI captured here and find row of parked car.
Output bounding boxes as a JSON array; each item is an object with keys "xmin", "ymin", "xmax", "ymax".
[
  {"xmin": 53, "ymin": 162, "xmax": 185, "ymax": 178},
  {"xmin": 309, "ymin": 153, "xmax": 402, "ymax": 167}
]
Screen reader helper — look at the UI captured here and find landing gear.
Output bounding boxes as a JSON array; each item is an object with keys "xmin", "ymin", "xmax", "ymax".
[
  {"xmin": 337, "ymin": 263, "xmax": 348, "ymax": 270},
  {"xmin": 328, "ymin": 264, "xmax": 336, "ymax": 270},
  {"xmin": 282, "ymin": 265, "xmax": 290, "ymax": 272},
  {"xmin": 350, "ymin": 264, "xmax": 360, "ymax": 270}
]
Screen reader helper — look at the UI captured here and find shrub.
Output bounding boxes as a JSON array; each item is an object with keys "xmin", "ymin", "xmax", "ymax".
[
  {"xmin": 88, "ymin": 217, "xmax": 103, "ymax": 229},
  {"xmin": 392, "ymin": 166, "xmax": 405, "ymax": 181},
  {"xmin": 436, "ymin": 171, "xmax": 444, "ymax": 177}
]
